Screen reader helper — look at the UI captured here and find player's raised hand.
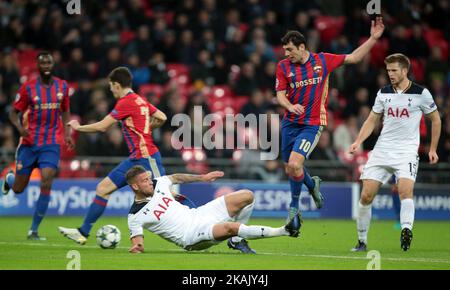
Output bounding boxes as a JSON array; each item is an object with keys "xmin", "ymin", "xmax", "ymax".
[
  {"xmin": 67, "ymin": 120, "xmax": 81, "ymax": 131},
  {"xmin": 202, "ymin": 171, "xmax": 225, "ymax": 182},
  {"xmin": 370, "ymin": 16, "xmax": 384, "ymax": 40},
  {"xmin": 429, "ymin": 150, "xmax": 439, "ymax": 164},
  {"xmin": 288, "ymin": 104, "xmax": 305, "ymax": 115},
  {"xmin": 349, "ymin": 141, "xmax": 360, "ymax": 154}
]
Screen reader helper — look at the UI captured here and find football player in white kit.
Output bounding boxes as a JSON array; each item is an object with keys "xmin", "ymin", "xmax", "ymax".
[
  {"xmin": 349, "ymin": 53, "xmax": 441, "ymax": 252},
  {"xmin": 125, "ymin": 165, "xmax": 301, "ymax": 254}
]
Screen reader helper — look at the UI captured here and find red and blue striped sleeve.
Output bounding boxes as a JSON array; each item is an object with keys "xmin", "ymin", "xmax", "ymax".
[
  {"xmin": 13, "ymin": 84, "xmax": 30, "ymax": 112},
  {"xmin": 275, "ymin": 61, "xmax": 288, "ymax": 91},
  {"xmin": 322, "ymin": 53, "xmax": 346, "ymax": 73},
  {"xmin": 61, "ymin": 80, "xmax": 70, "ymax": 112}
]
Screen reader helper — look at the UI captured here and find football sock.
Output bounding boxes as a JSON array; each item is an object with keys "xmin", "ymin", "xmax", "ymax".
[
  {"xmin": 357, "ymin": 201, "xmax": 372, "ymax": 244},
  {"xmin": 289, "ymin": 173, "xmax": 304, "ymax": 209},
  {"xmin": 79, "ymin": 195, "xmax": 108, "ymax": 237},
  {"xmin": 30, "ymin": 188, "xmax": 51, "ymax": 232},
  {"xmin": 400, "ymin": 198, "xmax": 414, "ymax": 230},
  {"xmin": 6, "ymin": 173, "xmax": 15, "ymax": 188},
  {"xmin": 237, "ymin": 224, "xmax": 289, "ymax": 240},
  {"xmin": 232, "ymin": 201, "xmax": 255, "ymax": 243},
  {"xmin": 303, "ymin": 167, "xmax": 315, "ymax": 190}
]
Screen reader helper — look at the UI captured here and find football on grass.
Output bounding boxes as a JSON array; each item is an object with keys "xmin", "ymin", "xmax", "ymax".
[{"xmin": 96, "ymin": 225, "xmax": 121, "ymax": 249}]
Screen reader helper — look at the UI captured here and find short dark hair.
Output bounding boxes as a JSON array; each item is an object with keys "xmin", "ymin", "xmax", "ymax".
[
  {"xmin": 125, "ymin": 165, "xmax": 148, "ymax": 185},
  {"xmin": 36, "ymin": 51, "xmax": 52, "ymax": 60},
  {"xmin": 384, "ymin": 53, "xmax": 410, "ymax": 71},
  {"xmin": 108, "ymin": 66, "xmax": 133, "ymax": 88},
  {"xmin": 281, "ymin": 31, "xmax": 307, "ymax": 47}
]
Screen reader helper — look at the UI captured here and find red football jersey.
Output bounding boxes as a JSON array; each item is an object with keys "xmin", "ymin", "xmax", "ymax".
[
  {"xmin": 275, "ymin": 52, "xmax": 345, "ymax": 126},
  {"xmin": 109, "ymin": 92, "xmax": 159, "ymax": 159},
  {"xmin": 13, "ymin": 77, "xmax": 70, "ymax": 146}
]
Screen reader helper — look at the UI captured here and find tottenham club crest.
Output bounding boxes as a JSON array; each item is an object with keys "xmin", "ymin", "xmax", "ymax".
[{"xmin": 17, "ymin": 161, "xmax": 23, "ymax": 171}]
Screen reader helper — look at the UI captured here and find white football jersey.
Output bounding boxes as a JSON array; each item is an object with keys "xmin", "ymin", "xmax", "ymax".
[
  {"xmin": 127, "ymin": 176, "xmax": 192, "ymax": 247},
  {"xmin": 372, "ymin": 82, "xmax": 437, "ymax": 154}
]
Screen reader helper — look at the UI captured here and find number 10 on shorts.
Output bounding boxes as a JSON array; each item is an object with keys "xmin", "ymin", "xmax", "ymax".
[{"xmin": 299, "ymin": 139, "xmax": 312, "ymax": 153}]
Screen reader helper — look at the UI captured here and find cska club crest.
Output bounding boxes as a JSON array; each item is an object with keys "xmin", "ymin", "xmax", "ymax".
[
  {"xmin": 17, "ymin": 161, "xmax": 23, "ymax": 171},
  {"xmin": 313, "ymin": 65, "xmax": 322, "ymax": 75},
  {"xmin": 33, "ymin": 96, "xmax": 39, "ymax": 102},
  {"xmin": 57, "ymin": 92, "xmax": 64, "ymax": 100}
]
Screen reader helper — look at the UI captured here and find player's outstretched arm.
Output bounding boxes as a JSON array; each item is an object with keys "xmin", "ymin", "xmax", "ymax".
[
  {"xmin": 129, "ymin": 235, "xmax": 144, "ymax": 253},
  {"xmin": 349, "ymin": 111, "xmax": 381, "ymax": 154},
  {"xmin": 426, "ymin": 110, "xmax": 441, "ymax": 164},
  {"xmin": 168, "ymin": 171, "xmax": 225, "ymax": 184},
  {"xmin": 67, "ymin": 115, "xmax": 117, "ymax": 133},
  {"xmin": 344, "ymin": 16, "xmax": 384, "ymax": 65}
]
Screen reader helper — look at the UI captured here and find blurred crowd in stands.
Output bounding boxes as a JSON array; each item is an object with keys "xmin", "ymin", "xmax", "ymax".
[{"xmin": 0, "ymin": 0, "xmax": 449, "ymax": 180}]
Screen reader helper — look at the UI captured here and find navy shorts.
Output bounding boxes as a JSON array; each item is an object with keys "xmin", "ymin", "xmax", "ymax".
[
  {"xmin": 281, "ymin": 121, "xmax": 323, "ymax": 163},
  {"xmin": 15, "ymin": 144, "xmax": 60, "ymax": 175},
  {"xmin": 108, "ymin": 152, "xmax": 166, "ymax": 189}
]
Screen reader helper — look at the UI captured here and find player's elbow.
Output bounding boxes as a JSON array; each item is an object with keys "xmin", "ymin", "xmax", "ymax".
[
  {"xmin": 98, "ymin": 125, "xmax": 108, "ymax": 133},
  {"xmin": 344, "ymin": 54, "xmax": 359, "ymax": 65}
]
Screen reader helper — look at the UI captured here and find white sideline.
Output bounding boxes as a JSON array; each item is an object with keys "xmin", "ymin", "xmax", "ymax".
[{"xmin": 1, "ymin": 241, "xmax": 450, "ymax": 265}]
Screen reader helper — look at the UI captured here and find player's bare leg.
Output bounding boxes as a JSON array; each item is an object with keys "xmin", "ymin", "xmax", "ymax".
[
  {"xmin": 286, "ymin": 152, "xmax": 323, "ymax": 220},
  {"xmin": 223, "ymin": 190, "xmax": 257, "ymax": 253},
  {"xmin": 59, "ymin": 177, "xmax": 117, "ymax": 244},
  {"xmin": 12, "ymin": 175, "xmax": 30, "ymax": 193},
  {"xmin": 351, "ymin": 179, "xmax": 382, "ymax": 252},
  {"xmin": 397, "ymin": 178, "xmax": 415, "ymax": 251},
  {"xmin": 28, "ymin": 167, "xmax": 56, "ymax": 241}
]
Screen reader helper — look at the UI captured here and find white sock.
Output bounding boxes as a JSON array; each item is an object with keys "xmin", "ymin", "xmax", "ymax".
[
  {"xmin": 232, "ymin": 201, "xmax": 255, "ymax": 243},
  {"xmin": 237, "ymin": 224, "xmax": 289, "ymax": 240},
  {"xmin": 400, "ymin": 198, "xmax": 414, "ymax": 230},
  {"xmin": 357, "ymin": 201, "xmax": 372, "ymax": 244}
]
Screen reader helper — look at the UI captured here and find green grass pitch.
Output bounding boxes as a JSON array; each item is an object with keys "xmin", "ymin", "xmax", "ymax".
[{"xmin": 0, "ymin": 217, "xmax": 449, "ymax": 270}]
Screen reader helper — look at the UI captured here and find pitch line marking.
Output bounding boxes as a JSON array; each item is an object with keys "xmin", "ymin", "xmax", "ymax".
[{"xmin": 1, "ymin": 241, "xmax": 449, "ymax": 265}]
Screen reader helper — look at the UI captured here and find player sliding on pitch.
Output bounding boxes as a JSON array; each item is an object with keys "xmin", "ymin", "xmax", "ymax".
[
  {"xmin": 125, "ymin": 166, "xmax": 301, "ymax": 254},
  {"xmin": 350, "ymin": 53, "xmax": 441, "ymax": 252}
]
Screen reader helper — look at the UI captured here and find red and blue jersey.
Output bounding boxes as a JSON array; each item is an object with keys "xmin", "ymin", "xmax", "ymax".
[
  {"xmin": 14, "ymin": 77, "xmax": 70, "ymax": 146},
  {"xmin": 275, "ymin": 52, "xmax": 345, "ymax": 126},
  {"xmin": 109, "ymin": 92, "xmax": 159, "ymax": 159}
]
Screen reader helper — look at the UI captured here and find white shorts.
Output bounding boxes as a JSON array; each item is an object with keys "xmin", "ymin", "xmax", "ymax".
[
  {"xmin": 183, "ymin": 196, "xmax": 232, "ymax": 251},
  {"xmin": 360, "ymin": 150, "xmax": 419, "ymax": 184}
]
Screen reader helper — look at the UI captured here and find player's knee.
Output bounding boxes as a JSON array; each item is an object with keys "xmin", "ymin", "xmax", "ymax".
[
  {"xmin": 223, "ymin": 223, "xmax": 239, "ymax": 236},
  {"xmin": 287, "ymin": 162, "xmax": 302, "ymax": 176},
  {"xmin": 11, "ymin": 185, "xmax": 25, "ymax": 194},
  {"xmin": 96, "ymin": 183, "xmax": 110, "ymax": 197},
  {"xmin": 240, "ymin": 190, "xmax": 254, "ymax": 205},
  {"xmin": 360, "ymin": 192, "xmax": 374, "ymax": 205}
]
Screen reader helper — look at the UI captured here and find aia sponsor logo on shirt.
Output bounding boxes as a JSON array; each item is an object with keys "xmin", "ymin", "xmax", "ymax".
[{"xmin": 387, "ymin": 107, "xmax": 410, "ymax": 118}]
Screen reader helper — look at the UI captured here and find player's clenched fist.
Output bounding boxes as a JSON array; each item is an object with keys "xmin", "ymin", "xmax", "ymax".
[
  {"xmin": 67, "ymin": 120, "xmax": 81, "ymax": 131},
  {"xmin": 349, "ymin": 142, "xmax": 360, "ymax": 154}
]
